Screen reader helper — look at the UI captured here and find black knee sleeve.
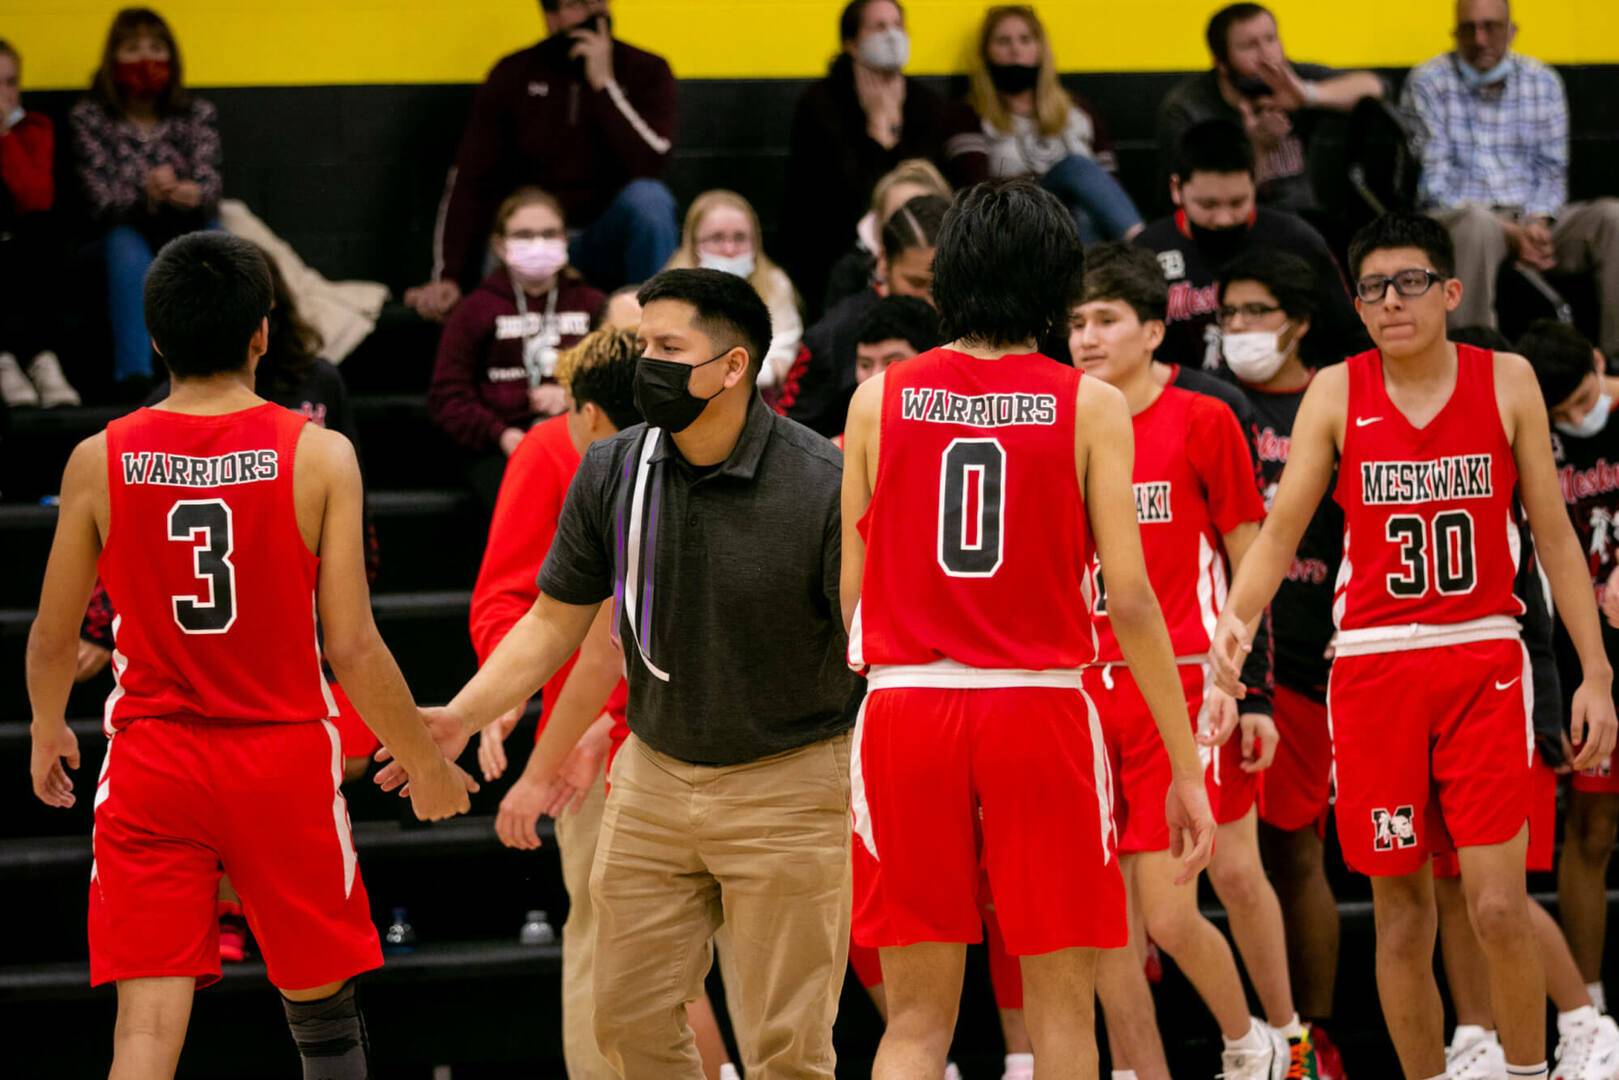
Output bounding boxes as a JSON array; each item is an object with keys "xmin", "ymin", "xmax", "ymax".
[{"xmin": 281, "ymin": 978, "xmax": 370, "ymax": 1080}]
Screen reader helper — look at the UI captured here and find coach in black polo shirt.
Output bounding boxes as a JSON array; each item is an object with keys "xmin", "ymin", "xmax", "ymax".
[{"xmin": 411, "ymin": 268, "xmax": 856, "ymax": 1078}]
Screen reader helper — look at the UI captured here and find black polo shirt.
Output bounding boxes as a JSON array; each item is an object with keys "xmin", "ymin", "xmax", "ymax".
[{"xmin": 538, "ymin": 394, "xmax": 857, "ymax": 765}]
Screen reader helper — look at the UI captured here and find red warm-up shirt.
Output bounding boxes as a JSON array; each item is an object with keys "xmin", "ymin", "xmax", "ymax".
[
  {"xmin": 1, "ymin": 112, "xmax": 55, "ymax": 214},
  {"xmin": 469, "ymin": 415, "xmax": 628, "ymax": 742}
]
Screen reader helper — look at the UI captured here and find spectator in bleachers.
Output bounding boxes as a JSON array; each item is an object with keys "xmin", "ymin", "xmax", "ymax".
[
  {"xmin": 781, "ymin": 0, "xmax": 945, "ymax": 317},
  {"xmin": 70, "ymin": 7, "xmax": 220, "ymax": 399},
  {"xmin": 1135, "ymin": 120, "xmax": 1366, "ymax": 372},
  {"xmin": 597, "ymin": 283, "xmax": 642, "ymax": 331},
  {"xmin": 663, "ymin": 190, "xmax": 803, "ymax": 391},
  {"xmin": 822, "ymin": 156, "xmax": 950, "ymax": 313},
  {"xmin": 1402, "ymin": 0, "xmax": 1619, "ymax": 359},
  {"xmin": 781, "ymin": 192, "xmax": 947, "ymax": 436},
  {"xmin": 406, "ymin": 0, "xmax": 677, "ymax": 320},
  {"xmin": 0, "ymin": 40, "xmax": 79, "ymax": 408},
  {"xmin": 428, "ymin": 186, "xmax": 606, "ymax": 505},
  {"xmin": 943, "ymin": 5, "xmax": 1141, "ymax": 245},
  {"xmin": 1158, "ymin": 3, "xmax": 1384, "ymax": 214}
]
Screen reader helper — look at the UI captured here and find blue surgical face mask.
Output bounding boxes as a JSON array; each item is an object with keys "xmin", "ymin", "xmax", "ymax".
[
  {"xmin": 1557, "ymin": 393, "xmax": 1612, "ymax": 439},
  {"xmin": 1457, "ymin": 53, "xmax": 1511, "ymax": 89}
]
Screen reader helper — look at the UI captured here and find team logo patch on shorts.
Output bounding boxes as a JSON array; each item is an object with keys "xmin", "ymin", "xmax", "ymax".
[{"xmin": 1371, "ymin": 805, "xmax": 1417, "ymax": 851}]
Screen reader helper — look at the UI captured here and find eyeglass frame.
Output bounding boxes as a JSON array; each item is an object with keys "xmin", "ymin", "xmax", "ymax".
[{"xmin": 1354, "ymin": 268, "xmax": 1446, "ymax": 304}]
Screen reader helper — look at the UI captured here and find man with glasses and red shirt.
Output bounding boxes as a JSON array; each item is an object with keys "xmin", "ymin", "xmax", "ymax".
[{"xmin": 1212, "ymin": 212, "xmax": 1617, "ymax": 1080}]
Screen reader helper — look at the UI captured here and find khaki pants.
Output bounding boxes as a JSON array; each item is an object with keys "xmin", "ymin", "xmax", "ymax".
[
  {"xmin": 1433, "ymin": 199, "xmax": 1619, "ymax": 356},
  {"xmin": 555, "ymin": 766, "xmax": 614, "ymax": 1080},
  {"xmin": 590, "ymin": 732, "xmax": 853, "ymax": 1080}
]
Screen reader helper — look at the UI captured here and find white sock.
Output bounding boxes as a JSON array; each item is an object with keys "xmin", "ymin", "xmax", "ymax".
[
  {"xmin": 1504, "ymin": 1063, "xmax": 1548, "ymax": 1079},
  {"xmin": 1111, "ymin": 1072, "xmax": 1139, "ymax": 1080},
  {"xmin": 1271, "ymin": 1012, "xmax": 1305, "ymax": 1041},
  {"xmin": 718, "ymin": 1065, "xmax": 741, "ymax": 1080},
  {"xmin": 1224, "ymin": 1017, "xmax": 1269, "ymax": 1050},
  {"xmin": 1451, "ymin": 1023, "xmax": 1492, "ymax": 1047},
  {"xmin": 1590, "ymin": 981, "xmax": 1608, "ymax": 1014},
  {"xmin": 1003, "ymin": 1052, "xmax": 1035, "ymax": 1078}
]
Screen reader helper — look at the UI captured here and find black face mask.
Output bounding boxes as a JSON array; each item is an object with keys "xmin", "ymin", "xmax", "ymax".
[
  {"xmin": 987, "ymin": 62, "xmax": 1039, "ymax": 94},
  {"xmin": 1188, "ymin": 219, "xmax": 1249, "ymax": 266},
  {"xmin": 1230, "ymin": 74, "xmax": 1273, "ymax": 99},
  {"xmin": 538, "ymin": 12, "xmax": 612, "ymax": 59},
  {"xmin": 633, "ymin": 350, "xmax": 729, "ymax": 433}
]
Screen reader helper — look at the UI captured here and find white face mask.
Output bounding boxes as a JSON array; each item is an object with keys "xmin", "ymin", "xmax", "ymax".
[
  {"xmin": 1222, "ymin": 325, "xmax": 1293, "ymax": 383},
  {"xmin": 503, "ymin": 237, "xmax": 569, "ymax": 283},
  {"xmin": 858, "ymin": 27, "xmax": 910, "ymax": 73},
  {"xmin": 3, "ymin": 107, "xmax": 23, "ymax": 129},
  {"xmin": 1557, "ymin": 393, "xmax": 1612, "ymax": 439},
  {"xmin": 698, "ymin": 250, "xmax": 756, "ymax": 279}
]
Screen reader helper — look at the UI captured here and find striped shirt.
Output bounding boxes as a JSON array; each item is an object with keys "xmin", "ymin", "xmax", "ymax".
[{"xmin": 1401, "ymin": 51, "xmax": 1568, "ymax": 219}]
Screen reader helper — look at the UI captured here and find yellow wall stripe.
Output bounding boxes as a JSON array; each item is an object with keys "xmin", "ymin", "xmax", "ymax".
[{"xmin": 11, "ymin": 0, "xmax": 1619, "ymax": 90}]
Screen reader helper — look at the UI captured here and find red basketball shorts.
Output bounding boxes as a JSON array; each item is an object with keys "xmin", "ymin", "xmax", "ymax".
[
  {"xmin": 1258, "ymin": 683, "xmax": 1334, "ymax": 833},
  {"xmin": 90, "ymin": 717, "xmax": 382, "ymax": 990},
  {"xmin": 1432, "ymin": 750, "xmax": 1556, "ymax": 877},
  {"xmin": 1084, "ymin": 663, "xmax": 1228, "ymax": 853},
  {"xmin": 1329, "ymin": 637, "xmax": 1533, "ymax": 877},
  {"xmin": 851, "ymin": 669, "xmax": 1125, "ymax": 956}
]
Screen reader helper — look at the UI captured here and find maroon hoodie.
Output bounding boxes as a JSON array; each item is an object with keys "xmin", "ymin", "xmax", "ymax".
[
  {"xmin": 428, "ymin": 269, "xmax": 606, "ymax": 452},
  {"xmin": 433, "ymin": 32, "xmax": 677, "ymax": 289}
]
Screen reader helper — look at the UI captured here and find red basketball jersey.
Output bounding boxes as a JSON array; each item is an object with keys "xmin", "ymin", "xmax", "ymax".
[
  {"xmin": 853, "ymin": 348, "xmax": 1097, "ymax": 669},
  {"xmin": 1092, "ymin": 386, "xmax": 1267, "ymax": 663},
  {"xmin": 99, "ymin": 403, "xmax": 337, "ymax": 732},
  {"xmin": 1332, "ymin": 345, "xmax": 1524, "ymax": 631}
]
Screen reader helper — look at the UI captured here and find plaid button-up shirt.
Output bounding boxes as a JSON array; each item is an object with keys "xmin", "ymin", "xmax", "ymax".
[{"xmin": 1400, "ymin": 51, "xmax": 1568, "ymax": 219}]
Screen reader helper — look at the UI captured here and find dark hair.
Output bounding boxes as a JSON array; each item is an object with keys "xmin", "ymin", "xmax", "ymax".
[
  {"xmin": 1216, "ymin": 249, "xmax": 1319, "ymax": 321},
  {"xmin": 0, "ymin": 39, "xmax": 19, "ymax": 68},
  {"xmin": 90, "ymin": 7, "xmax": 188, "ymax": 117},
  {"xmin": 1347, "ymin": 211, "xmax": 1456, "ymax": 279},
  {"xmin": 259, "ymin": 251, "xmax": 322, "ymax": 395},
  {"xmin": 636, "ymin": 268, "xmax": 773, "ymax": 379},
  {"xmin": 855, "ymin": 295, "xmax": 943, "ymax": 353},
  {"xmin": 840, "ymin": 0, "xmax": 903, "ymax": 42},
  {"xmin": 1205, "ymin": 3, "xmax": 1272, "ymax": 65},
  {"xmin": 559, "ymin": 328, "xmax": 644, "ymax": 431},
  {"xmin": 1080, "ymin": 242, "xmax": 1168, "ymax": 323},
  {"xmin": 932, "ymin": 179, "xmax": 1083, "ymax": 347},
  {"xmin": 881, "ymin": 194, "xmax": 951, "ymax": 262},
  {"xmin": 144, "ymin": 232, "xmax": 273, "ymax": 378},
  {"xmin": 1176, "ymin": 119, "xmax": 1255, "ymax": 180},
  {"xmin": 1518, "ymin": 319, "xmax": 1597, "ymax": 409},
  {"xmin": 1448, "ymin": 325, "xmax": 1513, "ymax": 352}
]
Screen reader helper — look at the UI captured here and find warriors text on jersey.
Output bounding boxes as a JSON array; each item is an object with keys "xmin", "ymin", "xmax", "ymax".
[
  {"xmin": 99, "ymin": 403, "xmax": 337, "ymax": 730},
  {"xmin": 1332, "ymin": 344, "xmax": 1524, "ymax": 632},
  {"xmin": 852, "ymin": 348, "xmax": 1097, "ymax": 670}
]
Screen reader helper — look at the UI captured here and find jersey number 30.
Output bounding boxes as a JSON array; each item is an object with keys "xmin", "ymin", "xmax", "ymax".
[
  {"xmin": 938, "ymin": 438, "xmax": 1006, "ymax": 577},
  {"xmin": 1384, "ymin": 510, "xmax": 1476, "ymax": 599},
  {"xmin": 167, "ymin": 499, "xmax": 237, "ymax": 634}
]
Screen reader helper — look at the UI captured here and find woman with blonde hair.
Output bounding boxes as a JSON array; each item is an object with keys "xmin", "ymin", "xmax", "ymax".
[
  {"xmin": 664, "ymin": 189, "xmax": 803, "ymax": 390},
  {"xmin": 942, "ymin": 4, "xmax": 1142, "ymax": 244}
]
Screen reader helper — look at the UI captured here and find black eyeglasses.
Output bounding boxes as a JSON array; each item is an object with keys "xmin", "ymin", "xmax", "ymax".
[
  {"xmin": 1355, "ymin": 269, "xmax": 1444, "ymax": 303},
  {"xmin": 1218, "ymin": 302, "xmax": 1282, "ymax": 322}
]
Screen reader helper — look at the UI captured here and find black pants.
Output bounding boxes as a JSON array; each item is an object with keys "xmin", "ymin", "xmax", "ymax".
[{"xmin": 0, "ymin": 216, "xmax": 65, "ymax": 362}]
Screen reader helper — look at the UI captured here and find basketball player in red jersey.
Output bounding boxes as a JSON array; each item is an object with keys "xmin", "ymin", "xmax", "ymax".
[
  {"xmin": 25, "ymin": 233, "xmax": 476, "ymax": 1080},
  {"xmin": 1212, "ymin": 213, "xmax": 1619, "ymax": 1080},
  {"xmin": 1073, "ymin": 243, "xmax": 1307, "ymax": 1080},
  {"xmin": 841, "ymin": 179, "xmax": 1216, "ymax": 1080}
]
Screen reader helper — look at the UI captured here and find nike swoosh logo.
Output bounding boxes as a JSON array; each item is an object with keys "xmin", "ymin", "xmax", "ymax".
[
  {"xmin": 1355, "ymin": 416, "xmax": 1384, "ymax": 427},
  {"xmin": 1495, "ymin": 678, "xmax": 1521, "ymax": 691}
]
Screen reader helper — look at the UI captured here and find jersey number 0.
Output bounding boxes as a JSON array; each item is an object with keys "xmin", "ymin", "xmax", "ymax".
[
  {"xmin": 938, "ymin": 438, "xmax": 1006, "ymax": 577},
  {"xmin": 167, "ymin": 499, "xmax": 238, "ymax": 634}
]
